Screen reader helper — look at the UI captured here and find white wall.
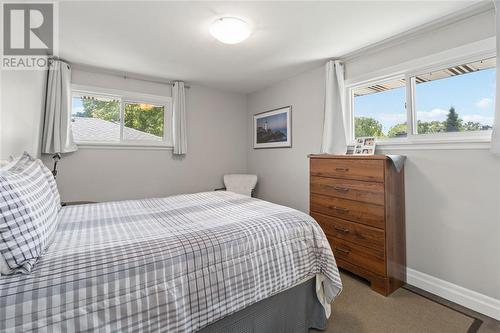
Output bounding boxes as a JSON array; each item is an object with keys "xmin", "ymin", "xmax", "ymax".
[
  {"xmin": 1, "ymin": 68, "xmax": 248, "ymax": 201},
  {"xmin": 387, "ymin": 149, "xmax": 500, "ymax": 298},
  {"xmin": 345, "ymin": 9, "xmax": 495, "ymax": 82},
  {"xmin": 71, "ymin": 67, "xmax": 171, "ymax": 97},
  {"xmin": 247, "ymin": 8, "xmax": 500, "ymax": 303},
  {"xmin": 54, "ymin": 69, "xmax": 248, "ymax": 202},
  {"xmin": 1, "ymin": 70, "xmax": 46, "ymax": 160},
  {"xmin": 247, "ymin": 66, "xmax": 325, "ymax": 212}
]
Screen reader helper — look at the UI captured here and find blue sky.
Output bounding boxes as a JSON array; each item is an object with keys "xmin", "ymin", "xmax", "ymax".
[
  {"xmin": 354, "ymin": 68, "xmax": 496, "ymax": 133},
  {"xmin": 72, "ymin": 97, "xmax": 84, "ymax": 115},
  {"xmin": 257, "ymin": 112, "xmax": 287, "ymax": 130}
]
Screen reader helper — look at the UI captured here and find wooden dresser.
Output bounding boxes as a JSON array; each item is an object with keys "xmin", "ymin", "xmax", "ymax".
[{"xmin": 309, "ymin": 154, "xmax": 406, "ymax": 296}]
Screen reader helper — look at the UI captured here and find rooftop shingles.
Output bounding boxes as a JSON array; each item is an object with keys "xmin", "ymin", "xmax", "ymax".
[{"xmin": 72, "ymin": 117, "xmax": 162, "ymax": 142}]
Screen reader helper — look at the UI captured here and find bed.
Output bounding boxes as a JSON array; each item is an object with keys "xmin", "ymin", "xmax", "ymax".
[{"xmin": 0, "ymin": 191, "xmax": 342, "ymax": 332}]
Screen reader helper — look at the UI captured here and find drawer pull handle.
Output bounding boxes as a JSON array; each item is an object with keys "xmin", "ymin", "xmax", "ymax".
[
  {"xmin": 334, "ymin": 226, "xmax": 349, "ymax": 234},
  {"xmin": 332, "ymin": 206, "xmax": 349, "ymax": 213},
  {"xmin": 333, "ymin": 186, "xmax": 349, "ymax": 192},
  {"xmin": 335, "ymin": 167, "xmax": 349, "ymax": 172},
  {"xmin": 335, "ymin": 247, "xmax": 350, "ymax": 255}
]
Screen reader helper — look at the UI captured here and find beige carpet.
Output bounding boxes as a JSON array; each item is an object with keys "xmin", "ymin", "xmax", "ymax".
[{"xmin": 315, "ymin": 272, "xmax": 477, "ymax": 333}]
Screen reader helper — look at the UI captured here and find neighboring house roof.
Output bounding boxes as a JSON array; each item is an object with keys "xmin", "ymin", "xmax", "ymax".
[{"xmin": 72, "ymin": 117, "xmax": 162, "ymax": 142}]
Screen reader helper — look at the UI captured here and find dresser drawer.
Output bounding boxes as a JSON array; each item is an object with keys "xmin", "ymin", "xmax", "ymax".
[
  {"xmin": 330, "ymin": 237, "xmax": 386, "ymax": 276},
  {"xmin": 312, "ymin": 213, "xmax": 385, "ymax": 251},
  {"xmin": 310, "ymin": 194, "xmax": 385, "ymax": 229},
  {"xmin": 310, "ymin": 176, "xmax": 385, "ymax": 205},
  {"xmin": 310, "ymin": 158, "xmax": 384, "ymax": 182}
]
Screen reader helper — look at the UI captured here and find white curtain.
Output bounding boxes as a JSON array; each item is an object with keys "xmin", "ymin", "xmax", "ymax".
[
  {"xmin": 321, "ymin": 60, "xmax": 348, "ymax": 155},
  {"xmin": 492, "ymin": 1, "xmax": 500, "ymax": 155},
  {"xmin": 41, "ymin": 59, "xmax": 77, "ymax": 154},
  {"xmin": 172, "ymin": 81, "xmax": 187, "ymax": 155}
]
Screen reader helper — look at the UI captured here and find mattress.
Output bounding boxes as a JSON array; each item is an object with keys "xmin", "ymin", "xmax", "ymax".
[{"xmin": 0, "ymin": 191, "xmax": 342, "ymax": 332}]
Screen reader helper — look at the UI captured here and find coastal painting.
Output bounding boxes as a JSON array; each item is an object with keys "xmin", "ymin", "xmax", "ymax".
[{"xmin": 253, "ymin": 106, "xmax": 292, "ymax": 148}]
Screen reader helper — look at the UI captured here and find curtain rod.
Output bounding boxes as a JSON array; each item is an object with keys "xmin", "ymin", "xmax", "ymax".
[
  {"xmin": 117, "ymin": 72, "xmax": 191, "ymax": 89},
  {"xmin": 55, "ymin": 60, "xmax": 190, "ymax": 88}
]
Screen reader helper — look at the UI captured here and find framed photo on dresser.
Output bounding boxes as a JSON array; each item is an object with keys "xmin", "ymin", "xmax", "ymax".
[{"xmin": 354, "ymin": 137, "xmax": 376, "ymax": 155}]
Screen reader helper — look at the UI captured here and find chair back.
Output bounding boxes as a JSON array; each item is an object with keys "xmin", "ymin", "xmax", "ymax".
[{"xmin": 223, "ymin": 174, "xmax": 258, "ymax": 197}]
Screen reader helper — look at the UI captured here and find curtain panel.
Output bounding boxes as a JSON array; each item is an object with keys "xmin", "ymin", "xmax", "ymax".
[
  {"xmin": 321, "ymin": 60, "xmax": 348, "ymax": 155},
  {"xmin": 172, "ymin": 81, "xmax": 187, "ymax": 155},
  {"xmin": 492, "ymin": 1, "xmax": 500, "ymax": 155},
  {"xmin": 41, "ymin": 60, "xmax": 77, "ymax": 154}
]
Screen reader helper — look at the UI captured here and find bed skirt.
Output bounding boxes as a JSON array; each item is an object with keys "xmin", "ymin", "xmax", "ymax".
[{"xmin": 198, "ymin": 278, "xmax": 327, "ymax": 333}]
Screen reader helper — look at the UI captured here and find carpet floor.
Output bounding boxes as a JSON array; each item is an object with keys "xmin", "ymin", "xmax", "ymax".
[{"xmin": 314, "ymin": 271, "xmax": 481, "ymax": 333}]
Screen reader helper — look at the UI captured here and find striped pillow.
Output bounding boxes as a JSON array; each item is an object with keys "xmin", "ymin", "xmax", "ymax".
[
  {"xmin": 36, "ymin": 160, "xmax": 62, "ymax": 211},
  {"xmin": 0, "ymin": 153, "xmax": 60, "ymax": 274}
]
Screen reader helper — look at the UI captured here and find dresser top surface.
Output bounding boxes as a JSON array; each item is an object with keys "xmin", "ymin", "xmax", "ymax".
[{"xmin": 308, "ymin": 154, "xmax": 389, "ymax": 160}]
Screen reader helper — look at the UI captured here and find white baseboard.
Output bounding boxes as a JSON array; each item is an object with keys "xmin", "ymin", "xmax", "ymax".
[{"xmin": 407, "ymin": 268, "xmax": 500, "ymax": 321}]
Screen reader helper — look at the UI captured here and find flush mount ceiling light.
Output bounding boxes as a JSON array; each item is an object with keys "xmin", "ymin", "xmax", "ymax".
[{"xmin": 210, "ymin": 17, "xmax": 251, "ymax": 44}]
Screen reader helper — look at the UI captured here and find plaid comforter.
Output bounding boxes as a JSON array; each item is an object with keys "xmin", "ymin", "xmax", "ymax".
[{"xmin": 0, "ymin": 191, "xmax": 342, "ymax": 332}]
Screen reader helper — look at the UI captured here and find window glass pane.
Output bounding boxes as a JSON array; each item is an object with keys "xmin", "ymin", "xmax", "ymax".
[
  {"xmin": 123, "ymin": 103, "xmax": 164, "ymax": 141},
  {"xmin": 71, "ymin": 94, "xmax": 121, "ymax": 142},
  {"xmin": 353, "ymin": 78, "xmax": 407, "ymax": 139},
  {"xmin": 415, "ymin": 57, "xmax": 495, "ymax": 134}
]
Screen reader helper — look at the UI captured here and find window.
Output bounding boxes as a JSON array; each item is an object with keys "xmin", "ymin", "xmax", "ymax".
[
  {"xmin": 349, "ymin": 55, "xmax": 495, "ymax": 143},
  {"xmin": 352, "ymin": 78, "xmax": 406, "ymax": 138},
  {"xmin": 72, "ymin": 93, "xmax": 121, "ymax": 142},
  {"xmin": 413, "ymin": 57, "xmax": 495, "ymax": 135},
  {"xmin": 123, "ymin": 102, "xmax": 165, "ymax": 141},
  {"xmin": 71, "ymin": 87, "xmax": 172, "ymax": 146}
]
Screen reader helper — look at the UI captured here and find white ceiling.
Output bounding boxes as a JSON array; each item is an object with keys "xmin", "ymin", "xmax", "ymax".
[{"xmin": 59, "ymin": 1, "xmax": 481, "ymax": 93}]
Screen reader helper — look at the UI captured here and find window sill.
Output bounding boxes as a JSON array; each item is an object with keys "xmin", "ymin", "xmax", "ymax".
[
  {"xmin": 351, "ymin": 137, "xmax": 492, "ymax": 151},
  {"xmin": 75, "ymin": 142, "xmax": 173, "ymax": 151}
]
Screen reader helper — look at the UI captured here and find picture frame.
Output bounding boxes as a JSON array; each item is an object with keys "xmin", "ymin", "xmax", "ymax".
[
  {"xmin": 253, "ymin": 106, "xmax": 292, "ymax": 149},
  {"xmin": 353, "ymin": 137, "xmax": 376, "ymax": 155}
]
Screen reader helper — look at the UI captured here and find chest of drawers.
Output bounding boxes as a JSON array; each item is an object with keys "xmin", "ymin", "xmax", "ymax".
[{"xmin": 309, "ymin": 154, "xmax": 406, "ymax": 296}]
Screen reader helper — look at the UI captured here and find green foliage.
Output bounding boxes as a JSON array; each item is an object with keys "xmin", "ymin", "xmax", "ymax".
[
  {"xmin": 362, "ymin": 106, "xmax": 487, "ymax": 140},
  {"xmin": 462, "ymin": 121, "xmax": 482, "ymax": 131},
  {"xmin": 77, "ymin": 98, "xmax": 120, "ymax": 123},
  {"xmin": 387, "ymin": 123, "xmax": 407, "ymax": 138},
  {"xmin": 444, "ymin": 107, "xmax": 462, "ymax": 132},
  {"xmin": 417, "ymin": 120, "xmax": 445, "ymax": 134},
  {"xmin": 124, "ymin": 104, "xmax": 164, "ymax": 137},
  {"xmin": 355, "ymin": 117, "xmax": 384, "ymax": 138},
  {"xmin": 77, "ymin": 98, "xmax": 164, "ymax": 137}
]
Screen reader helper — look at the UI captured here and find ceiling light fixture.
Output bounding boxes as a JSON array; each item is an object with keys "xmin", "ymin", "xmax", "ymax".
[{"xmin": 210, "ymin": 17, "xmax": 251, "ymax": 44}]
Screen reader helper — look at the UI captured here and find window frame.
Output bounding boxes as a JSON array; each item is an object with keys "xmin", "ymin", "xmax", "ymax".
[
  {"xmin": 348, "ymin": 74, "xmax": 407, "ymax": 141},
  {"xmin": 346, "ymin": 49, "xmax": 496, "ymax": 148},
  {"xmin": 71, "ymin": 85, "xmax": 173, "ymax": 148}
]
